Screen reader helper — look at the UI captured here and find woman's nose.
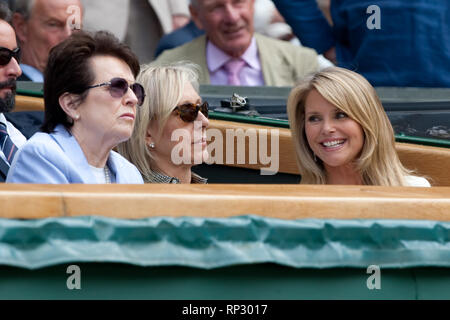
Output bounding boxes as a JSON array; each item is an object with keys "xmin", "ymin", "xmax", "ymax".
[
  {"xmin": 322, "ymin": 118, "xmax": 336, "ymax": 133},
  {"xmin": 197, "ymin": 110, "xmax": 209, "ymax": 127},
  {"xmin": 124, "ymin": 87, "xmax": 139, "ymax": 107},
  {"xmin": 223, "ymin": 3, "xmax": 240, "ymax": 23}
]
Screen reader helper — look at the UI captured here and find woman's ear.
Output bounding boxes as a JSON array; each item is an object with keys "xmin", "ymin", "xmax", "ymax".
[{"xmin": 59, "ymin": 93, "xmax": 81, "ymax": 121}]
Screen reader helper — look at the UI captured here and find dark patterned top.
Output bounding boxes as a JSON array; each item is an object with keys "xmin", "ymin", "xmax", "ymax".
[{"xmin": 144, "ymin": 170, "xmax": 207, "ymax": 184}]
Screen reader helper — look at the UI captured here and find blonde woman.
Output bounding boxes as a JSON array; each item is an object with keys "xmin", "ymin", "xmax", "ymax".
[
  {"xmin": 118, "ymin": 63, "xmax": 209, "ymax": 183},
  {"xmin": 287, "ymin": 67, "xmax": 430, "ymax": 186}
]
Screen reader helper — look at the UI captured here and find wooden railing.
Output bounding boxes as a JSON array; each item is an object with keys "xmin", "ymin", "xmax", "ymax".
[
  {"xmin": 0, "ymin": 184, "xmax": 449, "ymax": 220},
  {"xmin": 15, "ymin": 95, "xmax": 44, "ymax": 112}
]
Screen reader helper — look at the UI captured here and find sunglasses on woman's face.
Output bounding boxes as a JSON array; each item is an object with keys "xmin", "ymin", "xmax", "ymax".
[
  {"xmin": 174, "ymin": 101, "xmax": 209, "ymax": 122},
  {"xmin": 0, "ymin": 47, "xmax": 21, "ymax": 66},
  {"xmin": 86, "ymin": 77, "xmax": 146, "ymax": 106}
]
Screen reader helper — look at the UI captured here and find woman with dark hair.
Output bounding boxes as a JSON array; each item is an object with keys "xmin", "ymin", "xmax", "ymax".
[{"xmin": 7, "ymin": 31, "xmax": 145, "ymax": 183}]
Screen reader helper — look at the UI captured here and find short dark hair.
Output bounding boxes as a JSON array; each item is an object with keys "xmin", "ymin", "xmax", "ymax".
[
  {"xmin": 0, "ymin": 2, "xmax": 12, "ymax": 22},
  {"xmin": 42, "ymin": 30, "xmax": 140, "ymax": 133}
]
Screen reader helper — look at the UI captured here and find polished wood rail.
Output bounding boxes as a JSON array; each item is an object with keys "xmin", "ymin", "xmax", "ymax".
[
  {"xmin": 0, "ymin": 184, "xmax": 449, "ymax": 220},
  {"xmin": 15, "ymin": 95, "xmax": 45, "ymax": 112}
]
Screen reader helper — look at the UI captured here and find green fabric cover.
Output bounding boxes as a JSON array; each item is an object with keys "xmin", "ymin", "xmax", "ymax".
[{"xmin": 1, "ymin": 216, "xmax": 449, "ymax": 270}]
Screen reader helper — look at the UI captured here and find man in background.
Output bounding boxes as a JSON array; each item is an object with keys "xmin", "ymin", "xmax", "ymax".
[
  {"xmin": 154, "ymin": 0, "xmax": 320, "ymax": 87},
  {"xmin": 12, "ymin": 0, "xmax": 83, "ymax": 82}
]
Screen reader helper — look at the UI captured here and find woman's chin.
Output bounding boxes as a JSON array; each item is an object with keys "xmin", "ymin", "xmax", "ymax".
[
  {"xmin": 114, "ymin": 127, "xmax": 135, "ymax": 144},
  {"xmin": 201, "ymin": 151, "xmax": 210, "ymax": 163},
  {"xmin": 189, "ymin": 150, "xmax": 209, "ymax": 165}
]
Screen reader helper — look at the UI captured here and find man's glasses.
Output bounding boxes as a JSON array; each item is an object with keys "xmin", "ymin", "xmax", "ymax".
[
  {"xmin": 0, "ymin": 47, "xmax": 20, "ymax": 66},
  {"xmin": 86, "ymin": 77, "xmax": 146, "ymax": 106},
  {"xmin": 174, "ymin": 101, "xmax": 209, "ymax": 122}
]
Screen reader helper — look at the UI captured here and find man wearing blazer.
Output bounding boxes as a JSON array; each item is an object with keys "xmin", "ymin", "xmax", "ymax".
[{"xmin": 154, "ymin": 0, "xmax": 319, "ymax": 87}]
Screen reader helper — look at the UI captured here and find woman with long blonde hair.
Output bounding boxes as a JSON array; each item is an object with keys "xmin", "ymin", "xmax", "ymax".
[{"xmin": 287, "ymin": 67, "xmax": 429, "ymax": 186}]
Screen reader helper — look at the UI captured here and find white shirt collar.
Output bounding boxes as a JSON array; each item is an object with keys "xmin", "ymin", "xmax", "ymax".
[
  {"xmin": 0, "ymin": 113, "xmax": 27, "ymax": 147},
  {"xmin": 0, "ymin": 113, "xmax": 8, "ymax": 126},
  {"xmin": 0, "ymin": 113, "xmax": 27, "ymax": 163}
]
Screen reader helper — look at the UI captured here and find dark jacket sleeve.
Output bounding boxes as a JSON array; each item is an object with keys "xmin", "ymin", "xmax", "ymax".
[
  {"xmin": 154, "ymin": 21, "xmax": 205, "ymax": 58},
  {"xmin": 273, "ymin": 0, "xmax": 335, "ymax": 54}
]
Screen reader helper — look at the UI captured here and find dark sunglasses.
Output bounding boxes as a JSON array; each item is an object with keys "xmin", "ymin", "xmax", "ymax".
[
  {"xmin": 0, "ymin": 47, "xmax": 21, "ymax": 66},
  {"xmin": 86, "ymin": 77, "xmax": 146, "ymax": 106},
  {"xmin": 174, "ymin": 101, "xmax": 209, "ymax": 122}
]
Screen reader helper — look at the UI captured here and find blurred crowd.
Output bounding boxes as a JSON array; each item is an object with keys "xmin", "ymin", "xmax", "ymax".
[{"xmin": 2, "ymin": 0, "xmax": 449, "ymax": 87}]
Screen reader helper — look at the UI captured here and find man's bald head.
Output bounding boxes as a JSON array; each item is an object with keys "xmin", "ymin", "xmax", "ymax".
[
  {"xmin": 189, "ymin": 0, "xmax": 256, "ymax": 58},
  {"xmin": 12, "ymin": 0, "xmax": 83, "ymax": 72}
]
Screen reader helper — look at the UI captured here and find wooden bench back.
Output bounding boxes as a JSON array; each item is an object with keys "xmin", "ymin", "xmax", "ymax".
[{"xmin": 0, "ymin": 184, "xmax": 448, "ymax": 220}]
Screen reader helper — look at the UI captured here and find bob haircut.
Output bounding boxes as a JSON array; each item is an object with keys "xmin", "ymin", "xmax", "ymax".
[
  {"xmin": 41, "ymin": 30, "xmax": 140, "ymax": 133},
  {"xmin": 117, "ymin": 62, "xmax": 200, "ymax": 181},
  {"xmin": 287, "ymin": 67, "xmax": 415, "ymax": 186}
]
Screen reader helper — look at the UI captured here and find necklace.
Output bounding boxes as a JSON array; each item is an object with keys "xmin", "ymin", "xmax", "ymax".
[{"xmin": 104, "ymin": 166, "xmax": 112, "ymax": 184}]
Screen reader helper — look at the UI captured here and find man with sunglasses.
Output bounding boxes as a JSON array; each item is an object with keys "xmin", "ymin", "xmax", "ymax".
[{"xmin": 0, "ymin": 12, "xmax": 26, "ymax": 181}]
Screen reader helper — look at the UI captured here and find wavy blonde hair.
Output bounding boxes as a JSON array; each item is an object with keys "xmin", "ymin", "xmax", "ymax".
[
  {"xmin": 117, "ymin": 62, "xmax": 200, "ymax": 181},
  {"xmin": 287, "ymin": 67, "xmax": 416, "ymax": 186}
]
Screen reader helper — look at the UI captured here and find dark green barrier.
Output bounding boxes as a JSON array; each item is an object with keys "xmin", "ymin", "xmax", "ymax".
[
  {"xmin": 2, "ymin": 264, "xmax": 450, "ymax": 299},
  {"xmin": 1, "ymin": 216, "xmax": 449, "ymax": 299}
]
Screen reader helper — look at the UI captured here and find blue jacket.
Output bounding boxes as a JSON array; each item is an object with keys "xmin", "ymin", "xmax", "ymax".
[
  {"xmin": 154, "ymin": 21, "xmax": 205, "ymax": 58},
  {"xmin": 6, "ymin": 125, "xmax": 144, "ymax": 184},
  {"xmin": 274, "ymin": 0, "xmax": 450, "ymax": 87}
]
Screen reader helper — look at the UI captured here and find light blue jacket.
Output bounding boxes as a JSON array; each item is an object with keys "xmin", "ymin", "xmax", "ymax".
[{"xmin": 6, "ymin": 125, "xmax": 144, "ymax": 184}]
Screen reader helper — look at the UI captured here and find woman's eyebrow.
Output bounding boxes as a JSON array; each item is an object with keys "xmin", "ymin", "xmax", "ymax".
[{"xmin": 179, "ymin": 98, "xmax": 201, "ymax": 105}]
